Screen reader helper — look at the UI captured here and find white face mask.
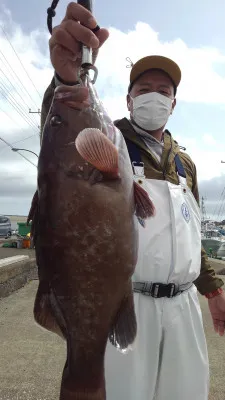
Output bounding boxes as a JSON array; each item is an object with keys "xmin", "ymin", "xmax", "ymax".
[{"xmin": 130, "ymin": 92, "xmax": 173, "ymax": 131}]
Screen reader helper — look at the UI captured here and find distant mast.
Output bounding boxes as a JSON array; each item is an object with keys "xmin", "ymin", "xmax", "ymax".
[{"xmin": 201, "ymin": 196, "xmax": 207, "ymax": 234}]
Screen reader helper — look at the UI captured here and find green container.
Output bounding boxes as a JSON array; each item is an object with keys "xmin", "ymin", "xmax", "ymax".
[
  {"xmin": 201, "ymin": 239, "xmax": 222, "ymax": 256},
  {"xmin": 17, "ymin": 222, "xmax": 31, "ymax": 237}
]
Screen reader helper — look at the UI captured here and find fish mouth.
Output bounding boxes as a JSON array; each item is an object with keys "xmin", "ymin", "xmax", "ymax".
[{"xmin": 64, "ymin": 141, "xmax": 75, "ymax": 147}]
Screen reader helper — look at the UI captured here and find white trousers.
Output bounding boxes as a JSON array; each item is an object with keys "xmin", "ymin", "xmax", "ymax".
[{"xmin": 105, "ymin": 285, "xmax": 209, "ymax": 400}]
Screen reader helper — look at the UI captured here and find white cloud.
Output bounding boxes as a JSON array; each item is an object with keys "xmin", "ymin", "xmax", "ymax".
[
  {"xmin": 0, "ymin": 11, "xmax": 52, "ymax": 134},
  {"xmin": 174, "ymin": 134, "xmax": 225, "ymax": 182},
  {"xmin": 1, "ymin": 11, "xmax": 225, "ymax": 213},
  {"xmin": 96, "ymin": 22, "xmax": 225, "ymax": 113},
  {"xmin": 202, "ymin": 134, "xmax": 218, "ymax": 146}
]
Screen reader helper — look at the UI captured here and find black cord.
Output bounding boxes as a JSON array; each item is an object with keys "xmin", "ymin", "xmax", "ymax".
[
  {"xmin": 47, "ymin": 0, "xmax": 60, "ymax": 34},
  {"xmin": 47, "ymin": 1, "xmax": 99, "ymax": 35},
  {"xmin": 77, "ymin": 0, "xmax": 92, "ymax": 12}
]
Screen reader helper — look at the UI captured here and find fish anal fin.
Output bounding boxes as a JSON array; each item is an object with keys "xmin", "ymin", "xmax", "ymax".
[
  {"xmin": 109, "ymin": 280, "xmax": 137, "ymax": 352},
  {"xmin": 27, "ymin": 190, "xmax": 39, "ymax": 244},
  {"xmin": 27, "ymin": 190, "xmax": 38, "ymax": 225},
  {"xmin": 134, "ymin": 181, "xmax": 155, "ymax": 220}
]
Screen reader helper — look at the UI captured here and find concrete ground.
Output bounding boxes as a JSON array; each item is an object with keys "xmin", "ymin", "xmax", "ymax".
[
  {"xmin": 0, "ymin": 281, "xmax": 65, "ymax": 400},
  {"xmin": 199, "ymin": 290, "xmax": 225, "ymax": 400},
  {"xmin": 0, "ymin": 247, "xmax": 35, "ymax": 260},
  {"xmin": 0, "ymin": 280, "xmax": 225, "ymax": 400}
]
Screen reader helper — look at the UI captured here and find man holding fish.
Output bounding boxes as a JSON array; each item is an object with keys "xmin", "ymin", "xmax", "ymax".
[{"xmin": 39, "ymin": 2, "xmax": 225, "ymax": 399}]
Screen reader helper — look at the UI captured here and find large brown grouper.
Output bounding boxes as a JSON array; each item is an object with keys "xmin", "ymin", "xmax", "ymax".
[{"xmin": 28, "ymin": 79, "xmax": 155, "ymax": 399}]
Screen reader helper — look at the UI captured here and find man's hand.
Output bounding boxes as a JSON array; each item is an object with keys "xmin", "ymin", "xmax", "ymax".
[
  {"xmin": 49, "ymin": 2, "xmax": 109, "ymax": 83},
  {"xmin": 208, "ymin": 290, "xmax": 225, "ymax": 336},
  {"xmin": 54, "ymin": 85, "xmax": 90, "ymax": 110}
]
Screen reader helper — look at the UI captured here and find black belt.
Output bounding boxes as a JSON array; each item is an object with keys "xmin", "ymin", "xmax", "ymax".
[{"xmin": 133, "ymin": 281, "xmax": 193, "ymax": 298}]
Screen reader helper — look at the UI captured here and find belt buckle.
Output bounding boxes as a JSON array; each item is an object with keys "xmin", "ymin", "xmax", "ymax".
[
  {"xmin": 151, "ymin": 282, "xmax": 178, "ymax": 298},
  {"xmin": 167, "ymin": 283, "xmax": 177, "ymax": 298},
  {"xmin": 132, "ymin": 161, "xmax": 145, "ymax": 178},
  {"xmin": 141, "ymin": 282, "xmax": 152, "ymax": 296},
  {"xmin": 151, "ymin": 283, "xmax": 160, "ymax": 298}
]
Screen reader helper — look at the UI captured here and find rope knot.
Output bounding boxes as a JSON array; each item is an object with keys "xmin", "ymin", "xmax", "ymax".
[{"xmin": 47, "ymin": 7, "xmax": 56, "ymax": 17}]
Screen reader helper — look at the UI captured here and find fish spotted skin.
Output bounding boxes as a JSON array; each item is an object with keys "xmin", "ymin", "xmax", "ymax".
[{"xmin": 29, "ymin": 85, "xmax": 138, "ymax": 400}]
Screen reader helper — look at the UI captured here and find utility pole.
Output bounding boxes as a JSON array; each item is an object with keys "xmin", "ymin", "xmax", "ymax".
[
  {"xmin": 29, "ymin": 108, "xmax": 41, "ymax": 137},
  {"xmin": 29, "ymin": 108, "xmax": 40, "ymax": 115}
]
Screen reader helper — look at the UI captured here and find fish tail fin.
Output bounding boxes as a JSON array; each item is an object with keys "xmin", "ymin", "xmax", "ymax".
[
  {"xmin": 109, "ymin": 280, "xmax": 137, "ymax": 352},
  {"xmin": 133, "ymin": 181, "xmax": 155, "ymax": 220},
  {"xmin": 75, "ymin": 128, "xmax": 119, "ymax": 178}
]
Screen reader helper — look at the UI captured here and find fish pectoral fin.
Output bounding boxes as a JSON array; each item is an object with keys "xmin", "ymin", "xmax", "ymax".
[
  {"xmin": 133, "ymin": 181, "xmax": 155, "ymax": 220},
  {"xmin": 75, "ymin": 128, "xmax": 120, "ymax": 179},
  {"xmin": 34, "ymin": 281, "xmax": 65, "ymax": 339},
  {"xmin": 109, "ymin": 281, "xmax": 137, "ymax": 352}
]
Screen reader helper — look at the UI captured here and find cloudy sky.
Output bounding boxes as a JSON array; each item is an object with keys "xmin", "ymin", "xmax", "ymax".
[{"xmin": 1, "ymin": 0, "xmax": 225, "ymax": 219}]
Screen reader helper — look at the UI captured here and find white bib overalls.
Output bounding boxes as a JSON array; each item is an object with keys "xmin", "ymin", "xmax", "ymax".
[{"xmin": 105, "ymin": 148, "xmax": 209, "ymax": 400}]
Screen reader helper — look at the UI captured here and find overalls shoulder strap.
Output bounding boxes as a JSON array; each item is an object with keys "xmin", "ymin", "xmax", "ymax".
[
  {"xmin": 174, "ymin": 154, "xmax": 186, "ymax": 179},
  {"xmin": 125, "ymin": 138, "xmax": 186, "ymax": 182},
  {"xmin": 125, "ymin": 139, "xmax": 142, "ymax": 165}
]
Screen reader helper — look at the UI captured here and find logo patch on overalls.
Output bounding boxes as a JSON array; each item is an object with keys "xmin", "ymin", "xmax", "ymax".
[{"xmin": 181, "ymin": 202, "xmax": 190, "ymax": 223}]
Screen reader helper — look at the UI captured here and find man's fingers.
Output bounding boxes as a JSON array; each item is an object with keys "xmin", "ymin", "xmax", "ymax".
[
  {"xmin": 51, "ymin": 44, "xmax": 79, "ymax": 63},
  {"xmin": 51, "ymin": 19, "xmax": 100, "ymax": 51},
  {"xmin": 63, "ymin": 19, "xmax": 99, "ymax": 48},
  {"xmin": 65, "ymin": 100, "xmax": 90, "ymax": 110},
  {"xmin": 55, "ymin": 86, "xmax": 89, "ymax": 102},
  {"xmin": 213, "ymin": 319, "xmax": 225, "ymax": 336},
  {"xmin": 54, "ymin": 83, "xmax": 90, "ymax": 110},
  {"xmin": 95, "ymin": 28, "xmax": 109, "ymax": 48},
  {"xmin": 64, "ymin": 2, "xmax": 97, "ymax": 29},
  {"xmin": 50, "ymin": 27, "xmax": 81, "ymax": 56},
  {"xmin": 50, "ymin": 26, "xmax": 109, "ymax": 66},
  {"xmin": 48, "ymin": 2, "xmax": 109, "ymax": 81}
]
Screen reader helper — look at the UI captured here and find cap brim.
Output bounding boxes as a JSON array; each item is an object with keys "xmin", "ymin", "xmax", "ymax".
[{"xmin": 130, "ymin": 55, "xmax": 181, "ymax": 89}]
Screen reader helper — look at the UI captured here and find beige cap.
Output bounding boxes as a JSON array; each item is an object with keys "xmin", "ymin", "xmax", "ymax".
[{"xmin": 129, "ymin": 55, "xmax": 181, "ymax": 91}]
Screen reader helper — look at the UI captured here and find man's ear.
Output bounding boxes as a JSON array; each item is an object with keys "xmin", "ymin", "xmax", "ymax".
[
  {"xmin": 171, "ymin": 98, "xmax": 176, "ymax": 114},
  {"xmin": 127, "ymin": 94, "xmax": 131, "ymax": 112}
]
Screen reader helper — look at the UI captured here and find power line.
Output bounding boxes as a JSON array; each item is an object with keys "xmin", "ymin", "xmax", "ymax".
[
  {"xmin": 0, "ymin": 136, "xmax": 37, "ymax": 167},
  {"xmin": 0, "ymin": 25, "xmax": 42, "ymax": 100},
  {"xmin": 0, "ymin": 83, "xmax": 39, "ymax": 132},
  {"xmin": 212, "ymin": 187, "xmax": 225, "ymax": 220},
  {"xmin": 0, "ymin": 88, "xmax": 39, "ymax": 133},
  {"xmin": 0, "ymin": 78, "xmax": 39, "ymax": 129},
  {"xmin": 218, "ymin": 198, "xmax": 225, "ymax": 221},
  {"xmin": 0, "ymin": 105, "xmax": 39, "ymax": 153},
  {"xmin": 0, "ymin": 134, "xmax": 37, "ymax": 153},
  {"xmin": 0, "ymin": 64, "xmax": 39, "ymax": 125},
  {"xmin": 0, "ymin": 49, "xmax": 39, "ymax": 110},
  {"xmin": 216, "ymin": 191, "xmax": 225, "ymax": 222},
  {"xmin": 0, "ymin": 103, "xmax": 25, "ymax": 129},
  {"xmin": 0, "ymin": 87, "xmax": 39, "ymax": 132}
]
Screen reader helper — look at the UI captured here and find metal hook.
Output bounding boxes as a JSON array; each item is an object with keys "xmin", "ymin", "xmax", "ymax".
[
  {"xmin": 126, "ymin": 57, "xmax": 134, "ymax": 68},
  {"xmin": 79, "ymin": 65, "xmax": 98, "ymax": 86}
]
